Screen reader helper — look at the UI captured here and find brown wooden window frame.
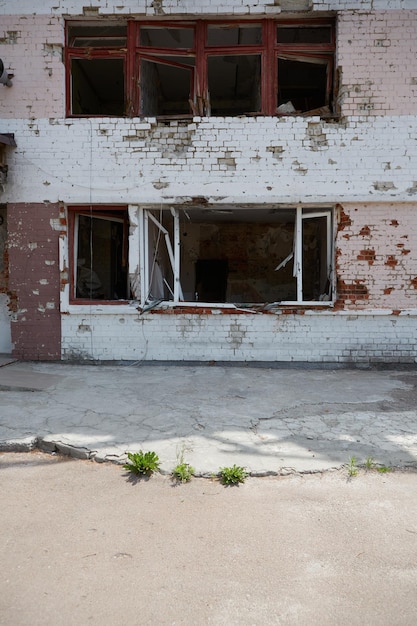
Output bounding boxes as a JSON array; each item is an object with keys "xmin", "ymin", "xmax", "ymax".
[
  {"xmin": 68, "ymin": 205, "xmax": 130, "ymax": 304},
  {"xmin": 65, "ymin": 18, "xmax": 335, "ymax": 118}
]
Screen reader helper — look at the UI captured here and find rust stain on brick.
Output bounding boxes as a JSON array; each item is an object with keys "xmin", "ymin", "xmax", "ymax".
[
  {"xmin": 357, "ymin": 249, "xmax": 375, "ymax": 265},
  {"xmin": 385, "ymin": 255, "xmax": 398, "ymax": 267},
  {"xmin": 392, "ymin": 310, "xmax": 401, "ymax": 316}
]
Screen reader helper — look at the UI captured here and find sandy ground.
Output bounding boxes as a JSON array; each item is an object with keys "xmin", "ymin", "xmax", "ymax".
[{"xmin": 1, "ymin": 451, "xmax": 417, "ymax": 626}]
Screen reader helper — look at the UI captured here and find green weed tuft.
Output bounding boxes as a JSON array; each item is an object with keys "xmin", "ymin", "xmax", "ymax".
[
  {"xmin": 219, "ymin": 464, "xmax": 248, "ymax": 485},
  {"xmin": 123, "ymin": 450, "xmax": 160, "ymax": 476}
]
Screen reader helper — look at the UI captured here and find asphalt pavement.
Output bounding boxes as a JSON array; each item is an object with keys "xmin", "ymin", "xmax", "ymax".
[{"xmin": 1, "ymin": 452, "xmax": 417, "ymax": 625}]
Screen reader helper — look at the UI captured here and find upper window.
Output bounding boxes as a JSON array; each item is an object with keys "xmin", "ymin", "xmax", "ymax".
[{"xmin": 66, "ymin": 19, "xmax": 335, "ymax": 118}]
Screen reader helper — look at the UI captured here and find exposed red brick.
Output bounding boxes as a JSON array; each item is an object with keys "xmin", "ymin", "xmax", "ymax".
[
  {"xmin": 384, "ymin": 255, "xmax": 398, "ymax": 267},
  {"xmin": 392, "ymin": 310, "xmax": 401, "ymax": 315},
  {"xmin": 383, "ymin": 288, "xmax": 393, "ymax": 295},
  {"xmin": 337, "ymin": 206, "xmax": 352, "ymax": 231},
  {"xmin": 390, "ymin": 220, "xmax": 399, "ymax": 227},
  {"xmin": 357, "ymin": 249, "xmax": 376, "ymax": 265},
  {"xmin": 359, "ymin": 225, "xmax": 371, "ymax": 236},
  {"xmin": 411, "ymin": 277, "xmax": 417, "ymax": 289},
  {"xmin": 401, "ymin": 249, "xmax": 410, "ymax": 255},
  {"xmin": 335, "ymin": 278, "xmax": 369, "ymax": 307},
  {"xmin": 281, "ymin": 309, "xmax": 305, "ymax": 315}
]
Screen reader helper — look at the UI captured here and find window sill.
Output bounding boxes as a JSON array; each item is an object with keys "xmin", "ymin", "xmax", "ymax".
[{"xmin": 63, "ymin": 300, "xmax": 335, "ymax": 315}]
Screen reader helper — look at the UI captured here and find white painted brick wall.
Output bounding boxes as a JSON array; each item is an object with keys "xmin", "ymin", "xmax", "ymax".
[
  {"xmin": 0, "ymin": 116, "xmax": 415, "ymax": 204},
  {"xmin": 61, "ymin": 309, "xmax": 417, "ymax": 362},
  {"xmin": 1, "ymin": 0, "xmax": 415, "ymax": 16}
]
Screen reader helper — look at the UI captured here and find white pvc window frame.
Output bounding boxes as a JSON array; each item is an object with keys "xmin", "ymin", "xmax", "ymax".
[
  {"xmin": 139, "ymin": 205, "xmax": 334, "ymax": 308},
  {"xmin": 292, "ymin": 206, "xmax": 333, "ymax": 305}
]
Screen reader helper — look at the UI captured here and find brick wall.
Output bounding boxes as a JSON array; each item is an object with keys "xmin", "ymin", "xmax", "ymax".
[
  {"xmin": 338, "ymin": 11, "xmax": 417, "ymax": 116},
  {"xmin": 0, "ymin": 15, "xmax": 64, "ymax": 120},
  {"xmin": 61, "ymin": 309, "xmax": 417, "ymax": 363},
  {"xmin": 0, "ymin": 116, "xmax": 415, "ymax": 205},
  {"xmin": 8, "ymin": 202, "xmax": 62, "ymax": 359},
  {"xmin": 336, "ymin": 203, "xmax": 417, "ymax": 310}
]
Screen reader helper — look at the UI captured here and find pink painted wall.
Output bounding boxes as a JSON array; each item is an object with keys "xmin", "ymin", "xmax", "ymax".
[
  {"xmin": 337, "ymin": 11, "xmax": 417, "ymax": 116},
  {"xmin": 0, "ymin": 15, "xmax": 64, "ymax": 120}
]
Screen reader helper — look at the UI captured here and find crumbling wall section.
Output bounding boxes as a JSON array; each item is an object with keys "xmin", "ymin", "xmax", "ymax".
[{"xmin": 8, "ymin": 202, "xmax": 62, "ymax": 359}]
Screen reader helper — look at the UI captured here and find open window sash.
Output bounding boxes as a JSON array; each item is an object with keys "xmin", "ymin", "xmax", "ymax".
[
  {"xmin": 295, "ymin": 209, "xmax": 332, "ymax": 303},
  {"xmin": 138, "ymin": 208, "xmax": 183, "ymax": 306}
]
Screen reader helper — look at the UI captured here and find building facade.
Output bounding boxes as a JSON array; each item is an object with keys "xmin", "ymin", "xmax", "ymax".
[{"xmin": 0, "ymin": 0, "xmax": 416, "ymax": 362}]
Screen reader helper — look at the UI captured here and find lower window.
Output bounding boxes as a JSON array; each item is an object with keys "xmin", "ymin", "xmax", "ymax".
[
  {"xmin": 68, "ymin": 206, "xmax": 129, "ymax": 302},
  {"xmin": 139, "ymin": 205, "xmax": 334, "ymax": 307}
]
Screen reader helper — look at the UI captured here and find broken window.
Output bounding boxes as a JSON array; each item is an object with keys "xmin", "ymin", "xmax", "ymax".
[
  {"xmin": 66, "ymin": 19, "xmax": 335, "ymax": 118},
  {"xmin": 68, "ymin": 206, "xmax": 129, "ymax": 302},
  {"xmin": 139, "ymin": 206, "xmax": 334, "ymax": 308},
  {"xmin": 207, "ymin": 54, "xmax": 261, "ymax": 116},
  {"xmin": 67, "ymin": 23, "xmax": 127, "ymax": 116}
]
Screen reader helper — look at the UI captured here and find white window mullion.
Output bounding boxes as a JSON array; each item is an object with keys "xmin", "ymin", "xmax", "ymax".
[
  {"xmin": 73, "ymin": 215, "xmax": 80, "ymax": 299},
  {"xmin": 296, "ymin": 206, "xmax": 303, "ymax": 302},
  {"xmin": 327, "ymin": 212, "xmax": 333, "ymax": 298},
  {"xmin": 138, "ymin": 207, "xmax": 147, "ymax": 306},
  {"xmin": 171, "ymin": 208, "xmax": 181, "ymax": 302}
]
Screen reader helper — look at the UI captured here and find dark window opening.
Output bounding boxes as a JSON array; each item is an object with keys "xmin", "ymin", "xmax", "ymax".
[
  {"xmin": 70, "ymin": 208, "xmax": 129, "ymax": 302},
  {"xmin": 139, "ymin": 26, "xmax": 194, "ymax": 48},
  {"xmin": 71, "ymin": 58, "xmax": 125, "ymax": 115},
  {"xmin": 208, "ymin": 54, "xmax": 261, "ymax": 115},
  {"xmin": 139, "ymin": 57, "xmax": 194, "ymax": 116},
  {"xmin": 207, "ymin": 24, "xmax": 262, "ymax": 46},
  {"xmin": 67, "ymin": 23, "xmax": 127, "ymax": 47},
  {"xmin": 277, "ymin": 25, "xmax": 332, "ymax": 44},
  {"xmin": 302, "ymin": 215, "xmax": 330, "ymax": 301},
  {"xmin": 179, "ymin": 210, "xmax": 296, "ymax": 304},
  {"xmin": 277, "ymin": 57, "xmax": 329, "ymax": 113},
  {"xmin": 195, "ymin": 260, "xmax": 229, "ymax": 302}
]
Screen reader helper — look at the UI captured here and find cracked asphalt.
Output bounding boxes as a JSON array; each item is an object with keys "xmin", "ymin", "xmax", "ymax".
[{"xmin": 1, "ymin": 359, "xmax": 417, "ymax": 474}]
